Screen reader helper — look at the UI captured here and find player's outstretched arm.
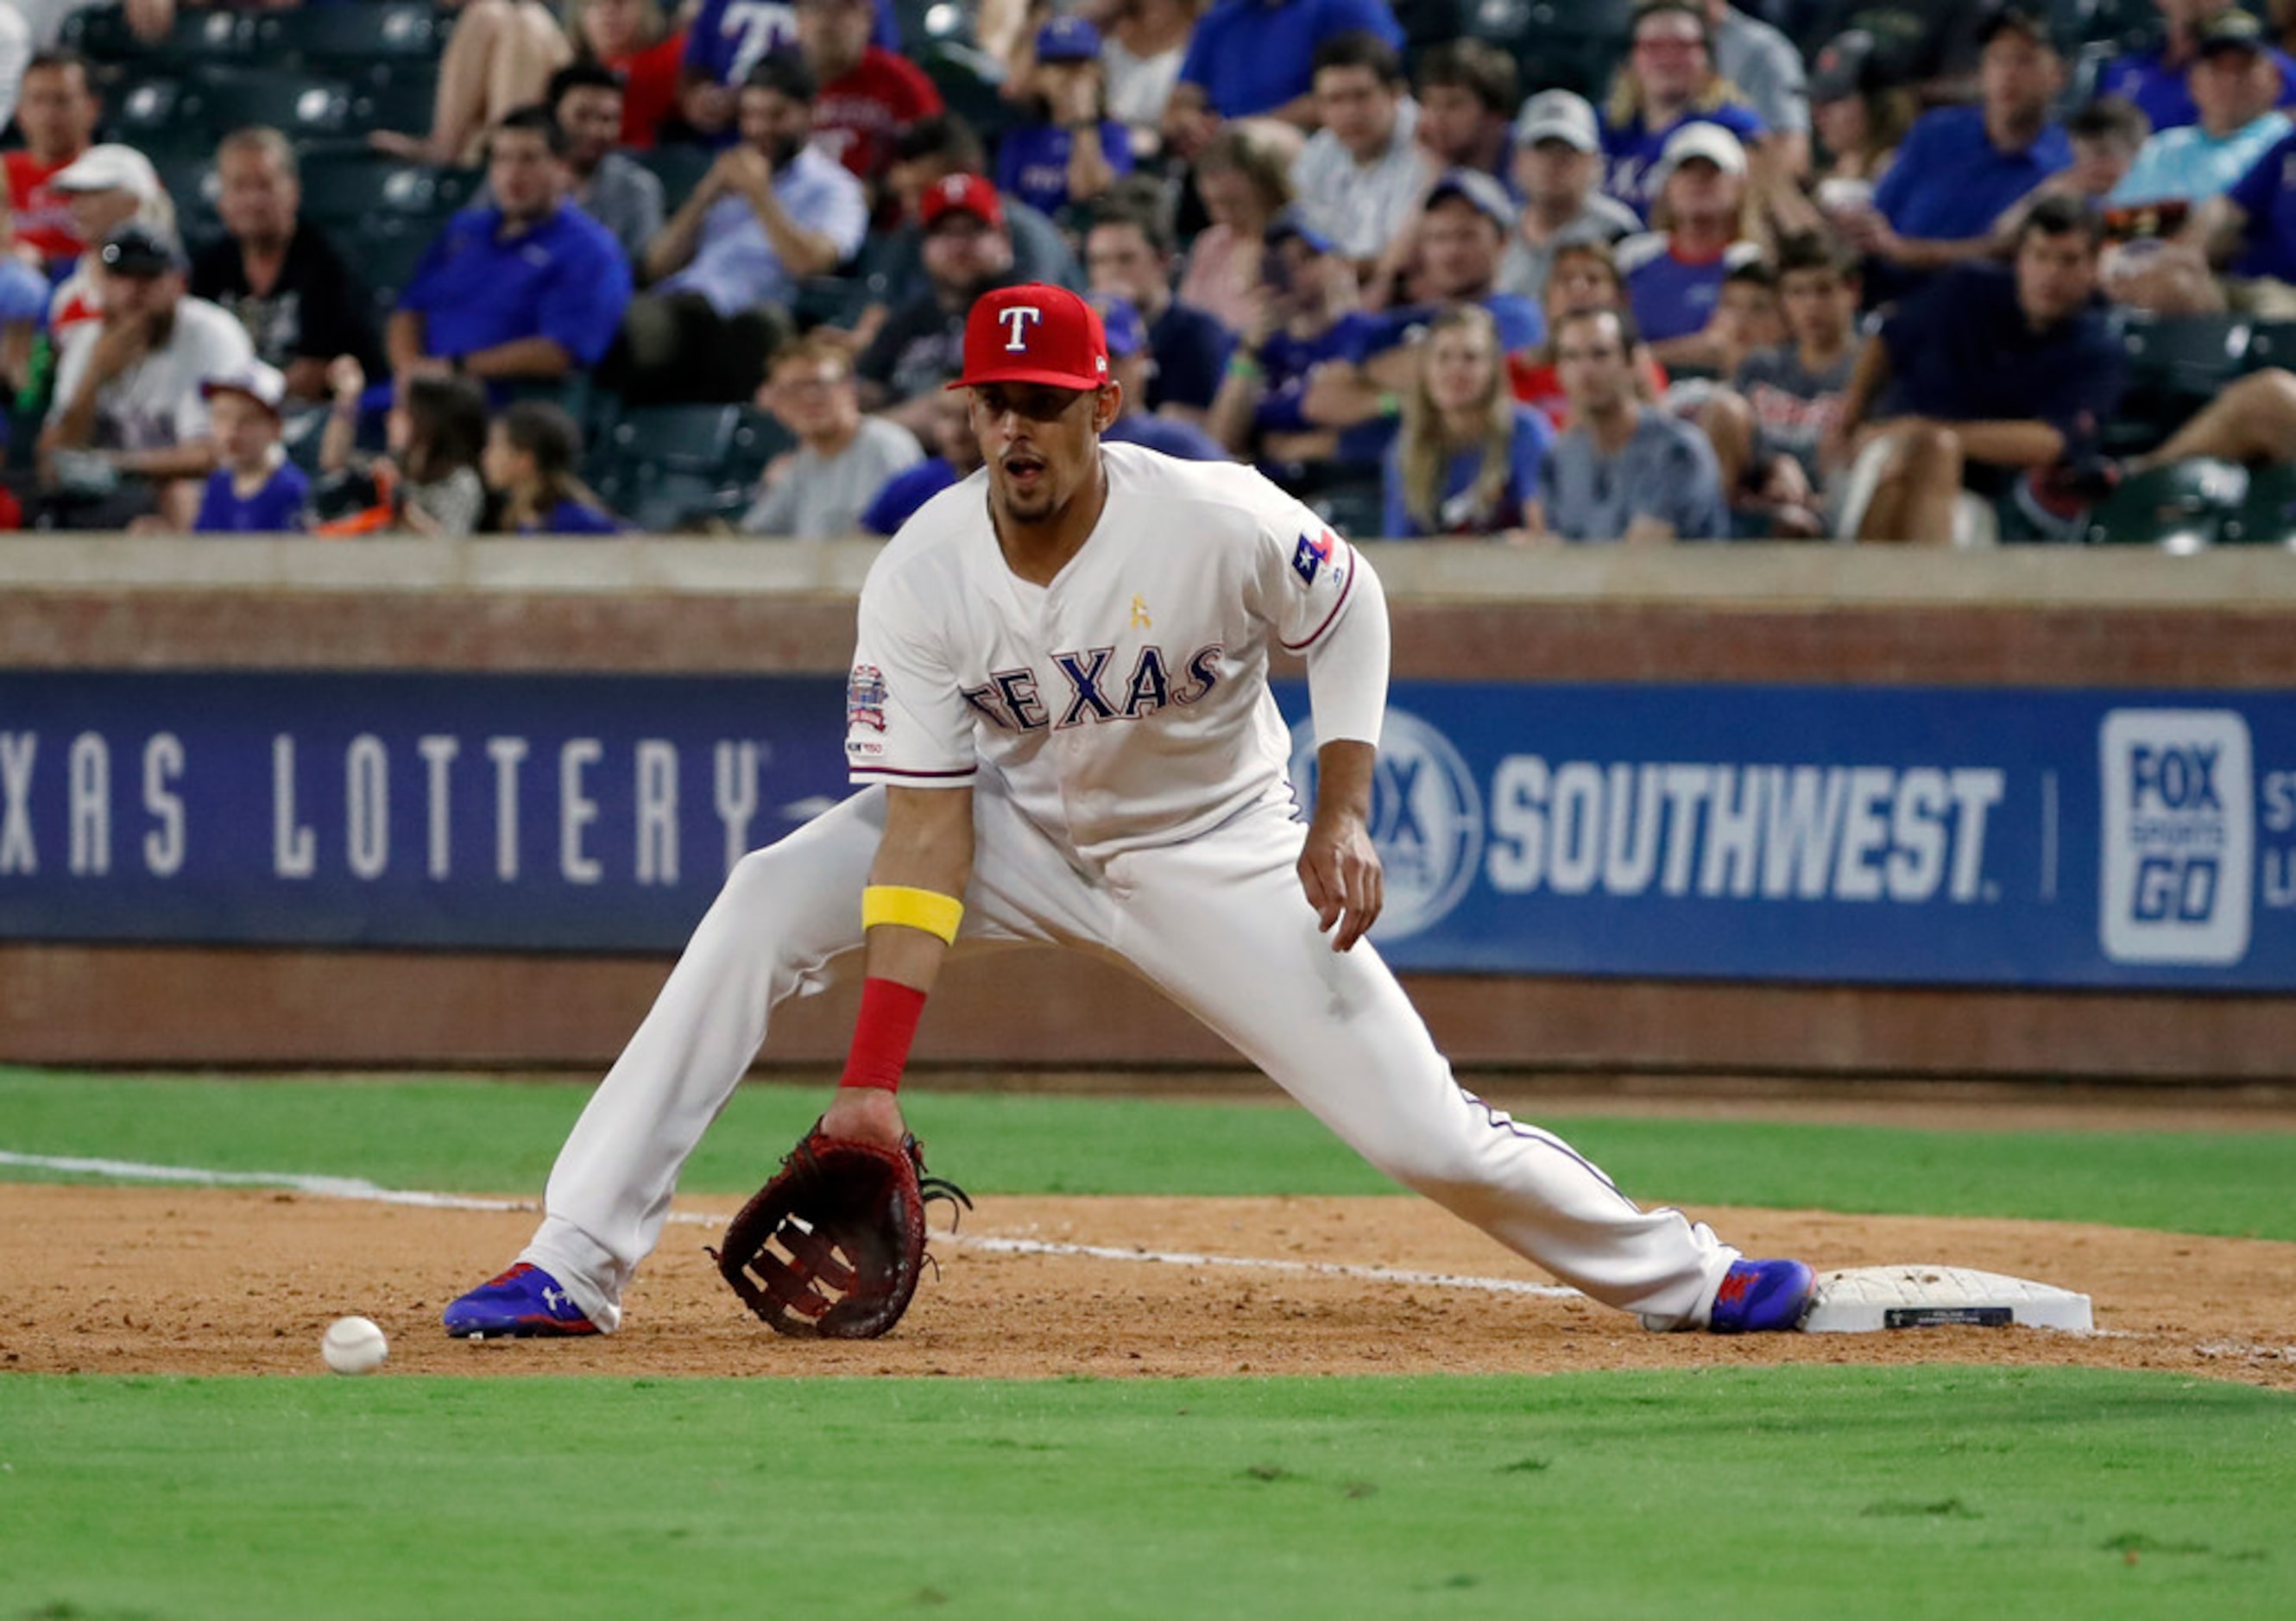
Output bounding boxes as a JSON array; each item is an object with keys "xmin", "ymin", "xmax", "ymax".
[
  {"xmin": 1299, "ymin": 740, "xmax": 1384, "ymax": 952},
  {"xmin": 820, "ymin": 786, "xmax": 975, "ymax": 1145}
]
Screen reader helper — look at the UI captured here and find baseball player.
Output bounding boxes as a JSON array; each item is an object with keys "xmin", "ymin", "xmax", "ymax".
[{"xmin": 443, "ymin": 284, "xmax": 1815, "ymax": 1340}]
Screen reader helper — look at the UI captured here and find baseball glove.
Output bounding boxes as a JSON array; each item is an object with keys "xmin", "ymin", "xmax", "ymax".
[{"xmin": 710, "ymin": 1123, "xmax": 972, "ymax": 1339}]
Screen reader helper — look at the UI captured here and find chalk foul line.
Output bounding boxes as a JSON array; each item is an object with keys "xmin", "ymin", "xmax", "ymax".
[{"xmin": 0, "ymin": 1150, "xmax": 1579, "ymax": 1301}]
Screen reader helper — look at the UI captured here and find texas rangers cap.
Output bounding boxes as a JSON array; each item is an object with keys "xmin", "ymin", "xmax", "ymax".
[
  {"xmin": 1035, "ymin": 15, "xmax": 1102, "ymax": 61},
  {"xmin": 920, "ymin": 172, "xmax": 1006, "ymax": 231},
  {"xmin": 949, "ymin": 283, "xmax": 1109, "ymax": 392}
]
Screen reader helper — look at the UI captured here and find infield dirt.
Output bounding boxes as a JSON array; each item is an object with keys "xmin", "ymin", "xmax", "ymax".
[{"xmin": 6, "ymin": 1183, "xmax": 2293, "ymax": 1391}]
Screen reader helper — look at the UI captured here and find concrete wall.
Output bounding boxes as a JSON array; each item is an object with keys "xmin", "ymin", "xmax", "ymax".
[{"xmin": 8, "ymin": 535, "xmax": 2296, "ymax": 1080}]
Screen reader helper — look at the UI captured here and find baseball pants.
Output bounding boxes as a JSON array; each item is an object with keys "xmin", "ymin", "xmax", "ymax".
[{"xmin": 520, "ymin": 778, "xmax": 1739, "ymax": 1331}]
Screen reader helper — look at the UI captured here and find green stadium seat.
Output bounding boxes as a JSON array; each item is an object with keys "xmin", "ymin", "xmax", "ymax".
[
  {"xmin": 349, "ymin": 72, "xmax": 445, "ymax": 141},
  {"xmin": 2104, "ymin": 313, "xmax": 2254, "ymax": 454},
  {"xmin": 1460, "ymin": 0, "xmax": 1632, "ymax": 96},
  {"xmin": 608, "ymin": 403, "xmax": 743, "ymax": 476},
  {"xmin": 195, "ymin": 70, "xmax": 359, "ymax": 142},
  {"xmin": 635, "ymin": 145, "xmax": 714, "ymax": 214},
  {"xmin": 2217, "ymin": 462, "xmax": 2296, "ymax": 546},
  {"xmin": 256, "ymin": 4, "xmax": 452, "ymax": 75},
  {"xmin": 2080, "ymin": 457, "xmax": 2247, "ymax": 551},
  {"xmin": 919, "ymin": 42, "xmax": 1014, "ymax": 149},
  {"xmin": 299, "ymin": 155, "xmax": 479, "ymax": 229},
  {"xmin": 2241, "ymin": 319, "xmax": 2296, "ymax": 372},
  {"xmin": 62, "ymin": 5, "xmax": 256, "ymax": 66}
]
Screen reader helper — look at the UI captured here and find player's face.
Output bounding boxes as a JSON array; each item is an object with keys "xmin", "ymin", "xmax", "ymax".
[{"xmin": 970, "ymin": 382, "xmax": 1117, "ymax": 526}]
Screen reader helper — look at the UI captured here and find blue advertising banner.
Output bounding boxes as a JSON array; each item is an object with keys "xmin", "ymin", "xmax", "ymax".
[{"xmin": 2, "ymin": 671, "xmax": 2293, "ymax": 988}]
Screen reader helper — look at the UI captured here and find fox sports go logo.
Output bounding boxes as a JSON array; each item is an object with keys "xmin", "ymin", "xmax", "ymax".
[{"xmin": 1288, "ymin": 708, "xmax": 1483, "ymax": 940}]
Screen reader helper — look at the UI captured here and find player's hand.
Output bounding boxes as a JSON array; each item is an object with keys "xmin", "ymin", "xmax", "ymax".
[
  {"xmin": 1298, "ymin": 808, "xmax": 1383, "ymax": 952},
  {"xmin": 820, "ymin": 1086, "xmax": 909, "ymax": 1149}
]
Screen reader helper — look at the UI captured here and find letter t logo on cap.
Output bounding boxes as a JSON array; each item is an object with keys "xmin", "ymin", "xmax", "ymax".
[{"xmin": 999, "ymin": 306, "xmax": 1042, "ymax": 352}]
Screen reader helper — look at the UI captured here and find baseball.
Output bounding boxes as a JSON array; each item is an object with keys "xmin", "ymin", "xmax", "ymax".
[{"xmin": 321, "ymin": 1315, "xmax": 389, "ymax": 1375}]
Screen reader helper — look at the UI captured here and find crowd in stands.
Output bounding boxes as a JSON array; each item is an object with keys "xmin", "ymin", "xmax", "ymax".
[{"xmin": 11, "ymin": 0, "xmax": 2296, "ymax": 543}]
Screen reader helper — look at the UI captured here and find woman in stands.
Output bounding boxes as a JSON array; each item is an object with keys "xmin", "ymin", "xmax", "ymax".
[
  {"xmin": 484, "ymin": 398, "xmax": 623, "ymax": 534},
  {"xmin": 1176, "ymin": 125, "xmax": 1295, "ymax": 335},
  {"xmin": 1599, "ymin": 0, "xmax": 1768, "ymax": 221},
  {"xmin": 318, "ymin": 357, "xmax": 489, "ymax": 537},
  {"xmin": 567, "ymin": 0, "xmax": 685, "ymax": 149},
  {"xmin": 371, "ymin": 0, "xmax": 574, "ymax": 165},
  {"xmin": 1381, "ymin": 305, "xmax": 1555, "ymax": 539},
  {"xmin": 1806, "ymin": 29, "xmax": 1916, "ymax": 199}
]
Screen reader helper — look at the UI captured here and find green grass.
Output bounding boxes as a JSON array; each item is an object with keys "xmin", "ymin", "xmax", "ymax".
[
  {"xmin": 3, "ymin": 1368, "xmax": 2288, "ymax": 1620},
  {"xmin": 3, "ymin": 1069, "xmax": 2293, "ymax": 1239}
]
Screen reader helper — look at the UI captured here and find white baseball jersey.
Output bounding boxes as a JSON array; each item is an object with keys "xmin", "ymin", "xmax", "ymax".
[{"xmin": 844, "ymin": 443, "xmax": 1363, "ymax": 866}]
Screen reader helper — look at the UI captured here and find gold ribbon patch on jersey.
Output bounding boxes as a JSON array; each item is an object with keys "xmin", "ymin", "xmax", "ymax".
[{"xmin": 1129, "ymin": 595, "xmax": 1152, "ymax": 629}]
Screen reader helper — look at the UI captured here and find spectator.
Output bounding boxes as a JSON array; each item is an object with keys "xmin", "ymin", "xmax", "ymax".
[
  {"xmin": 1987, "ymin": 99, "xmax": 2148, "ymax": 257},
  {"xmin": 1084, "ymin": 188, "xmax": 1235, "ymax": 421},
  {"xmin": 1205, "ymin": 205, "xmax": 1383, "ymax": 460},
  {"xmin": 2099, "ymin": 0, "xmax": 2296, "ymax": 135},
  {"xmin": 742, "ymin": 331, "xmax": 924, "ymax": 535},
  {"xmin": 7, "ymin": 51, "xmax": 98, "ymax": 270},
  {"xmin": 863, "ymin": 114, "xmax": 1085, "ymax": 325},
  {"xmin": 1412, "ymin": 40, "xmax": 1517, "ymax": 186},
  {"xmin": 1699, "ymin": 0, "xmax": 1810, "ymax": 178},
  {"xmin": 537, "ymin": 61, "xmax": 666, "ymax": 264},
  {"xmin": 678, "ymin": 0, "xmax": 899, "ymax": 143},
  {"xmin": 998, "ymin": 18, "xmax": 1134, "ymax": 223},
  {"xmin": 796, "ymin": 0, "xmax": 943, "ymax": 189},
  {"xmin": 1103, "ymin": 0, "xmax": 1202, "ymax": 157},
  {"xmin": 568, "ymin": 0, "xmax": 686, "ymax": 150},
  {"xmin": 0, "ymin": 4, "xmax": 28, "ymax": 142},
  {"xmin": 1499, "ymin": 91, "xmax": 1643, "ymax": 303},
  {"xmin": 1837, "ymin": 4, "xmax": 2071, "ymax": 300},
  {"xmin": 1831, "ymin": 197, "xmax": 2123, "ymax": 546},
  {"xmin": 45, "ymin": 144, "xmax": 173, "ymax": 337},
  {"xmin": 859, "ymin": 384, "xmax": 982, "ymax": 534},
  {"xmin": 1599, "ymin": 0, "xmax": 1769, "ymax": 220},
  {"xmin": 2114, "ymin": 12, "xmax": 2289, "ymax": 211},
  {"xmin": 1532, "ymin": 305, "xmax": 1730, "ymax": 543},
  {"xmin": 625, "ymin": 55, "xmax": 866, "ymax": 402},
  {"xmin": 1381, "ymin": 304, "xmax": 1554, "ymax": 538},
  {"xmin": 856, "ymin": 173, "xmax": 1022, "ymax": 427},
  {"xmin": 1163, "ymin": 0, "xmax": 1404, "ymax": 155},
  {"xmin": 192, "ymin": 362, "xmax": 308, "ymax": 535},
  {"xmin": 318, "ymin": 357, "xmax": 490, "ymax": 537},
  {"xmin": 1291, "ymin": 32, "xmax": 1429, "ymax": 283},
  {"xmin": 390, "ymin": 107, "xmax": 634, "ymax": 401},
  {"xmin": 486, "ymin": 399, "xmax": 622, "ymax": 533},
  {"xmin": 1617, "ymin": 123, "xmax": 1766, "ymax": 370},
  {"xmin": 1698, "ymin": 229, "xmax": 1860, "ymax": 538},
  {"xmin": 190, "ymin": 128, "xmax": 384, "ymax": 409},
  {"xmin": 41, "ymin": 224, "xmax": 255, "ymax": 529},
  {"xmin": 372, "ymin": 0, "xmax": 575, "ymax": 166},
  {"xmin": 1302, "ymin": 169, "xmax": 1545, "ymax": 438},
  {"xmin": 1176, "ymin": 126, "xmax": 1294, "ymax": 334},
  {"xmin": 1094, "ymin": 293, "xmax": 1231, "ymax": 459},
  {"xmin": 1509, "ymin": 237, "xmax": 1669, "ymax": 427},
  {"xmin": 1806, "ymin": 30, "xmax": 1915, "ymax": 199}
]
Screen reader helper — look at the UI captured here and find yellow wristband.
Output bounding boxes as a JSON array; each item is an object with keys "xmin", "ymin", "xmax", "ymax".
[{"xmin": 861, "ymin": 884, "xmax": 964, "ymax": 944}]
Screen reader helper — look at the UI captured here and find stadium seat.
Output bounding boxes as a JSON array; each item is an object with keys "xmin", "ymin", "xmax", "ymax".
[
  {"xmin": 353, "ymin": 218, "xmax": 441, "ymax": 320},
  {"xmin": 257, "ymin": 4, "xmax": 452, "ymax": 76},
  {"xmin": 61, "ymin": 5, "xmax": 255, "ymax": 66},
  {"xmin": 2217, "ymin": 462, "xmax": 2296, "ymax": 546},
  {"xmin": 1460, "ymin": 0, "xmax": 1632, "ymax": 97},
  {"xmin": 2081, "ymin": 457, "xmax": 2247, "ymax": 551},
  {"xmin": 2105, "ymin": 312, "xmax": 2253, "ymax": 453},
  {"xmin": 103, "ymin": 75, "xmax": 217, "ymax": 148},
  {"xmin": 919, "ymin": 42, "xmax": 1014, "ymax": 149},
  {"xmin": 151, "ymin": 151, "xmax": 221, "ymax": 245},
  {"xmin": 195, "ymin": 70, "xmax": 358, "ymax": 142},
  {"xmin": 636, "ymin": 145, "xmax": 714, "ymax": 214},
  {"xmin": 299, "ymin": 155, "xmax": 479, "ymax": 230},
  {"xmin": 2241, "ymin": 319, "xmax": 2296, "ymax": 371},
  {"xmin": 729, "ymin": 407, "xmax": 795, "ymax": 480},
  {"xmin": 349, "ymin": 72, "xmax": 445, "ymax": 140},
  {"xmin": 608, "ymin": 403, "xmax": 742, "ymax": 476},
  {"xmin": 2047, "ymin": 0, "xmax": 2157, "ymax": 50}
]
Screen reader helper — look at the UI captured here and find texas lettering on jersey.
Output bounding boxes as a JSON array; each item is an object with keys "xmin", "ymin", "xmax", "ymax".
[{"xmin": 960, "ymin": 644, "xmax": 1224, "ymax": 733}]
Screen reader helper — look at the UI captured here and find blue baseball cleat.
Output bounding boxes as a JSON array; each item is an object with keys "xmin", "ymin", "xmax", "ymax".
[
  {"xmin": 1706, "ymin": 1258, "xmax": 1816, "ymax": 1334},
  {"xmin": 443, "ymin": 1263, "xmax": 598, "ymax": 1339}
]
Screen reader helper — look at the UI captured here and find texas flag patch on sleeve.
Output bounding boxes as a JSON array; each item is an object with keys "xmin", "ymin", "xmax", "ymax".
[{"xmin": 1292, "ymin": 529, "xmax": 1335, "ymax": 587}]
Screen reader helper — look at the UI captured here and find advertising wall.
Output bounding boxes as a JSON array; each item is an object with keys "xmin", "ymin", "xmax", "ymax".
[{"xmin": 4, "ymin": 670, "xmax": 2289, "ymax": 991}]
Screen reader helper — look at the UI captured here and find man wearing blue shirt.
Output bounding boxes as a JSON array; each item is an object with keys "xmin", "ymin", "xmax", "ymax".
[
  {"xmin": 1833, "ymin": 197, "xmax": 2124, "ymax": 545},
  {"xmin": 1094, "ymin": 294, "xmax": 1233, "ymax": 460},
  {"xmin": 2112, "ymin": 9, "xmax": 2290, "ymax": 211},
  {"xmin": 1162, "ymin": 0, "xmax": 1405, "ymax": 156},
  {"xmin": 389, "ymin": 108, "xmax": 633, "ymax": 402},
  {"xmin": 1842, "ymin": 4, "xmax": 2071, "ymax": 301},
  {"xmin": 1083, "ymin": 191, "xmax": 1235, "ymax": 422},
  {"xmin": 1205, "ymin": 207, "xmax": 1385, "ymax": 462},
  {"xmin": 2097, "ymin": 0, "xmax": 2296, "ymax": 134},
  {"xmin": 621, "ymin": 53, "xmax": 869, "ymax": 402}
]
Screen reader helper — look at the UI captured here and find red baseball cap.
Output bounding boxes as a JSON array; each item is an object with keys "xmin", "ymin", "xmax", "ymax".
[
  {"xmin": 919, "ymin": 172, "xmax": 1006, "ymax": 232},
  {"xmin": 949, "ymin": 283, "xmax": 1110, "ymax": 392}
]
